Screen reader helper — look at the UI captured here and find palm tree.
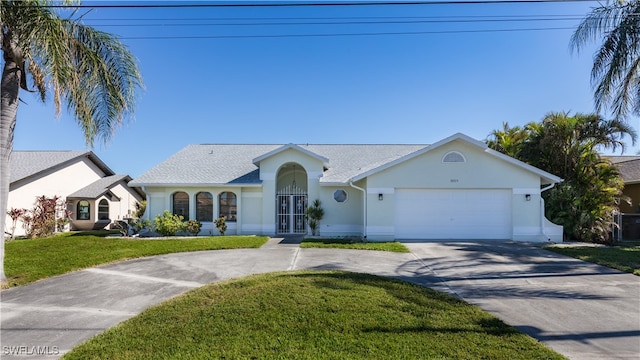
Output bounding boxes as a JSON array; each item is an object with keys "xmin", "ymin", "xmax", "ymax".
[
  {"xmin": 488, "ymin": 112, "xmax": 636, "ymax": 242},
  {"xmin": 0, "ymin": 0, "xmax": 143, "ymax": 282},
  {"xmin": 571, "ymin": 0, "xmax": 640, "ymax": 119}
]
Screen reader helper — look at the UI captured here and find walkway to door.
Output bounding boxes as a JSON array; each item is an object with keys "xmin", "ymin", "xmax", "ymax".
[{"xmin": 1, "ymin": 240, "xmax": 638, "ymax": 360}]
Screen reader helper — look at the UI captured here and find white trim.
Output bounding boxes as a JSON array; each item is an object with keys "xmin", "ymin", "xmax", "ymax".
[
  {"xmin": 242, "ymin": 192, "xmax": 263, "ymax": 198},
  {"xmin": 512, "ymin": 188, "xmax": 541, "ymax": 195},
  {"xmin": 351, "ymin": 133, "xmax": 563, "ymax": 185},
  {"xmin": 442, "ymin": 151, "xmax": 466, "ymax": 163},
  {"xmin": 252, "ymin": 143, "xmax": 330, "ymax": 167},
  {"xmin": 367, "ymin": 187, "xmax": 395, "ymax": 194}
]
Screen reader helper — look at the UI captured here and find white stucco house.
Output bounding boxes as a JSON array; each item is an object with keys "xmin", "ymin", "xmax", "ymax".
[
  {"xmin": 7, "ymin": 151, "xmax": 145, "ymax": 236},
  {"xmin": 130, "ymin": 133, "xmax": 563, "ymax": 242}
]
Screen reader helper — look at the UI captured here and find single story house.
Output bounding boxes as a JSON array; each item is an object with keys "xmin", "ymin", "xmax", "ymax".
[
  {"xmin": 130, "ymin": 133, "xmax": 563, "ymax": 242},
  {"xmin": 7, "ymin": 151, "xmax": 145, "ymax": 236}
]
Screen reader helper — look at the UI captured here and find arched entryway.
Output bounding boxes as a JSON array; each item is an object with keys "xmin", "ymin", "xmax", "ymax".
[{"xmin": 276, "ymin": 163, "xmax": 308, "ymax": 234}]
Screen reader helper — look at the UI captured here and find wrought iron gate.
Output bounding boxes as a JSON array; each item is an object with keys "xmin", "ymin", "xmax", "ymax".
[{"xmin": 276, "ymin": 185, "xmax": 307, "ymax": 234}]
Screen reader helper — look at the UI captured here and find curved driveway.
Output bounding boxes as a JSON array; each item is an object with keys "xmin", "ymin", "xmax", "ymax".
[{"xmin": 1, "ymin": 239, "xmax": 639, "ymax": 360}]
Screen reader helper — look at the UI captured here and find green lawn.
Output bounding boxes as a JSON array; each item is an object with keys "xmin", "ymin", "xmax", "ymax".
[
  {"xmin": 63, "ymin": 271, "xmax": 564, "ymax": 360},
  {"xmin": 301, "ymin": 238, "xmax": 410, "ymax": 253},
  {"xmin": 3, "ymin": 232, "xmax": 268, "ymax": 288},
  {"xmin": 545, "ymin": 242, "xmax": 640, "ymax": 276}
]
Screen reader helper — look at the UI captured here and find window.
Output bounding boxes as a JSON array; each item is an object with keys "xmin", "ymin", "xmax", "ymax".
[
  {"xmin": 219, "ymin": 192, "xmax": 237, "ymax": 222},
  {"xmin": 98, "ymin": 199, "xmax": 109, "ymax": 220},
  {"xmin": 196, "ymin": 192, "xmax": 214, "ymax": 222},
  {"xmin": 333, "ymin": 189, "xmax": 348, "ymax": 203},
  {"xmin": 442, "ymin": 151, "xmax": 466, "ymax": 163},
  {"xmin": 77, "ymin": 200, "xmax": 90, "ymax": 220},
  {"xmin": 173, "ymin": 192, "xmax": 189, "ymax": 219}
]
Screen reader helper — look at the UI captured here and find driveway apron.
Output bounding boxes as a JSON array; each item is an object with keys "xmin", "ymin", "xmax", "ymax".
[{"xmin": 1, "ymin": 239, "xmax": 638, "ymax": 360}]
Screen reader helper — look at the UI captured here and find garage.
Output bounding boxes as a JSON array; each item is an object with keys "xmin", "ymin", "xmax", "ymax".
[{"xmin": 394, "ymin": 189, "xmax": 512, "ymax": 239}]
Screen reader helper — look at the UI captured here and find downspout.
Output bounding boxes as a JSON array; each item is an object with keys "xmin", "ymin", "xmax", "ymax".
[
  {"xmin": 349, "ymin": 180, "xmax": 367, "ymax": 239},
  {"xmin": 540, "ymin": 183, "xmax": 555, "ymax": 241}
]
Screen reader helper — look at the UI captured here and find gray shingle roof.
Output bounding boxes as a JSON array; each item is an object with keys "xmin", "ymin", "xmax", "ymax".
[
  {"xmin": 67, "ymin": 175, "xmax": 132, "ymax": 199},
  {"xmin": 611, "ymin": 158, "xmax": 640, "ymax": 183},
  {"xmin": 10, "ymin": 150, "xmax": 114, "ymax": 183},
  {"xmin": 130, "ymin": 144, "xmax": 428, "ymax": 186}
]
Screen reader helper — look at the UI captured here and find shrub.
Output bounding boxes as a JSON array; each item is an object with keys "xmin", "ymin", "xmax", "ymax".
[
  {"xmin": 154, "ymin": 210, "xmax": 186, "ymax": 236},
  {"xmin": 214, "ymin": 216, "xmax": 227, "ymax": 236},
  {"xmin": 21, "ymin": 195, "xmax": 70, "ymax": 239},
  {"xmin": 305, "ymin": 199, "xmax": 324, "ymax": 236},
  {"xmin": 186, "ymin": 220, "xmax": 202, "ymax": 236},
  {"xmin": 6, "ymin": 208, "xmax": 27, "ymax": 240}
]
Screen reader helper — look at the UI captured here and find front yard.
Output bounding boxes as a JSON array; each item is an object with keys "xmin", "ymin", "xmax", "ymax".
[
  {"xmin": 3, "ymin": 232, "xmax": 268, "ymax": 288},
  {"xmin": 63, "ymin": 271, "xmax": 564, "ymax": 360}
]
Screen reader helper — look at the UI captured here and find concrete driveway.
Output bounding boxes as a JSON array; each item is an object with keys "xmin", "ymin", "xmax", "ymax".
[{"xmin": 1, "ymin": 239, "xmax": 638, "ymax": 359}]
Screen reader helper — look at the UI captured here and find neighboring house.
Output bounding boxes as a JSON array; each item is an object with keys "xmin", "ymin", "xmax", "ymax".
[
  {"xmin": 607, "ymin": 156, "xmax": 640, "ymax": 213},
  {"xmin": 607, "ymin": 156, "xmax": 640, "ymax": 240},
  {"xmin": 7, "ymin": 151, "xmax": 145, "ymax": 237},
  {"xmin": 130, "ymin": 133, "xmax": 563, "ymax": 242}
]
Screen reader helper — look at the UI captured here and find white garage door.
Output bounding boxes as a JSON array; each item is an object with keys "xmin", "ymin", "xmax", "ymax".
[{"xmin": 395, "ymin": 189, "xmax": 511, "ymax": 239}]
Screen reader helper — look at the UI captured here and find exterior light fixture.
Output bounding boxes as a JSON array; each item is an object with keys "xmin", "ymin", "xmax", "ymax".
[
  {"xmin": 378, "ymin": 193, "xmax": 383, "ymax": 201},
  {"xmin": 525, "ymin": 194, "xmax": 531, "ymax": 201}
]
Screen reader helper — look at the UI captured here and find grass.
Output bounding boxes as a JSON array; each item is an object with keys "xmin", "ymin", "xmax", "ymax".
[
  {"xmin": 3, "ymin": 232, "xmax": 269, "ymax": 288},
  {"xmin": 301, "ymin": 238, "xmax": 410, "ymax": 253},
  {"xmin": 63, "ymin": 271, "xmax": 564, "ymax": 360},
  {"xmin": 545, "ymin": 242, "xmax": 640, "ymax": 276}
]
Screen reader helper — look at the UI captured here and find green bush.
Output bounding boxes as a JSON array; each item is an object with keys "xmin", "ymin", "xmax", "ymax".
[
  {"xmin": 214, "ymin": 216, "xmax": 227, "ymax": 236},
  {"xmin": 154, "ymin": 211, "xmax": 186, "ymax": 236},
  {"xmin": 186, "ymin": 220, "xmax": 202, "ymax": 236}
]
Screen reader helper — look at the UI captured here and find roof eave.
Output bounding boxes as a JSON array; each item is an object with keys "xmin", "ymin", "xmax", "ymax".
[{"xmin": 128, "ymin": 182, "xmax": 263, "ymax": 188}]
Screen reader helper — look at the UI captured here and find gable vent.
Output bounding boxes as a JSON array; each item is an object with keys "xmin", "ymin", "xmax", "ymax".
[{"xmin": 442, "ymin": 151, "xmax": 465, "ymax": 163}]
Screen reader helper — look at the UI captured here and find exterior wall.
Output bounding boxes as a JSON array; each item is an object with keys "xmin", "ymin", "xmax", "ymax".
[
  {"xmin": 364, "ymin": 140, "xmax": 552, "ymax": 242},
  {"xmin": 316, "ymin": 185, "xmax": 364, "ymax": 237},
  {"xmin": 143, "ymin": 186, "xmax": 259, "ymax": 236},
  {"xmin": 7, "ymin": 158, "xmax": 106, "ymax": 237}
]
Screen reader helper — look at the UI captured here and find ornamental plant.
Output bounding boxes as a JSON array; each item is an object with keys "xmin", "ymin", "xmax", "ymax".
[
  {"xmin": 6, "ymin": 208, "xmax": 26, "ymax": 240},
  {"xmin": 305, "ymin": 199, "xmax": 324, "ymax": 236},
  {"xmin": 20, "ymin": 195, "xmax": 69, "ymax": 239},
  {"xmin": 154, "ymin": 210, "xmax": 186, "ymax": 237},
  {"xmin": 186, "ymin": 220, "xmax": 202, "ymax": 236},
  {"xmin": 214, "ymin": 216, "xmax": 227, "ymax": 236}
]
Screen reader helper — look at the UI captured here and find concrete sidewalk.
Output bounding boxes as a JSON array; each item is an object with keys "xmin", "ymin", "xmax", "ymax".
[{"xmin": 1, "ymin": 238, "xmax": 639, "ymax": 359}]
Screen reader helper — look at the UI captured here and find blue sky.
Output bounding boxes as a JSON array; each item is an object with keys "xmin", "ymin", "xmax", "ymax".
[{"xmin": 11, "ymin": 0, "xmax": 639, "ymax": 177}]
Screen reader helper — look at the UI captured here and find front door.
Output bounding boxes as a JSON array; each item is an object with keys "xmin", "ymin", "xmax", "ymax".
[{"xmin": 276, "ymin": 185, "xmax": 307, "ymax": 234}]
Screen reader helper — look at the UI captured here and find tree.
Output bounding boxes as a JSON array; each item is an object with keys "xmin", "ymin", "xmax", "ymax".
[
  {"xmin": 571, "ymin": 0, "xmax": 640, "ymax": 119},
  {"xmin": 0, "ymin": 1, "xmax": 143, "ymax": 282},
  {"xmin": 487, "ymin": 112, "xmax": 637, "ymax": 243}
]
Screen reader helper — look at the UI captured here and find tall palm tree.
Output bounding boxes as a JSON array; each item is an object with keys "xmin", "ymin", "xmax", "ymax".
[
  {"xmin": 571, "ymin": 0, "xmax": 640, "ymax": 119},
  {"xmin": 0, "ymin": 0, "xmax": 143, "ymax": 282}
]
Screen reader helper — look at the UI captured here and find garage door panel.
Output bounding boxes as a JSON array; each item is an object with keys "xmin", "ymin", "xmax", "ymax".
[{"xmin": 395, "ymin": 189, "xmax": 511, "ymax": 239}]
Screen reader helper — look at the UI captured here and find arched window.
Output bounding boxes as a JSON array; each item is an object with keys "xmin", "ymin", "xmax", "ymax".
[
  {"xmin": 173, "ymin": 192, "xmax": 189, "ymax": 219},
  {"xmin": 196, "ymin": 192, "xmax": 213, "ymax": 222},
  {"xmin": 98, "ymin": 199, "xmax": 110, "ymax": 220},
  {"xmin": 77, "ymin": 200, "xmax": 90, "ymax": 220},
  {"xmin": 442, "ymin": 151, "xmax": 466, "ymax": 163},
  {"xmin": 219, "ymin": 192, "xmax": 237, "ymax": 222}
]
